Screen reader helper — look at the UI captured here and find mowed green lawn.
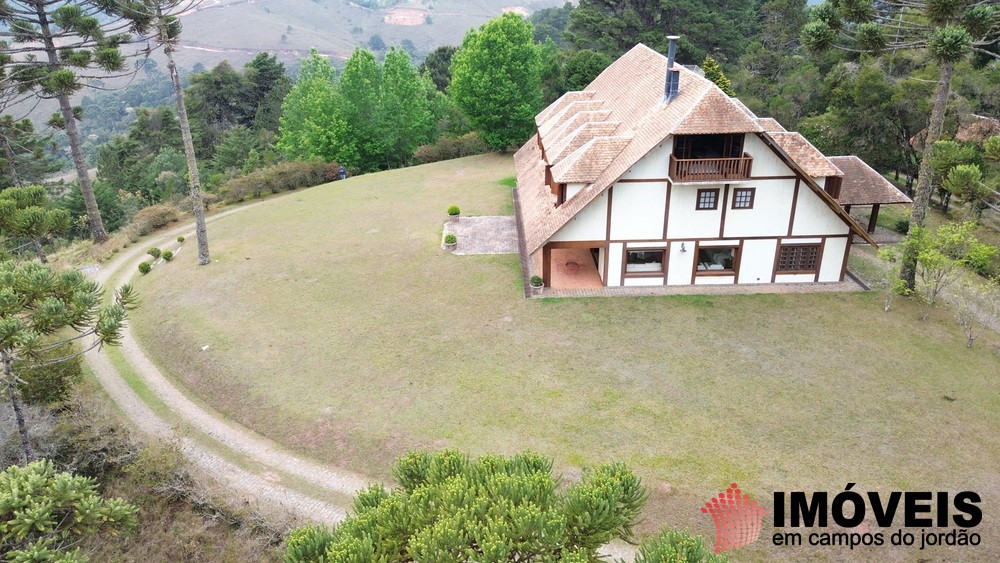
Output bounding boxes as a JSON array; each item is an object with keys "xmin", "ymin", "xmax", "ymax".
[{"xmin": 132, "ymin": 154, "xmax": 1000, "ymax": 560}]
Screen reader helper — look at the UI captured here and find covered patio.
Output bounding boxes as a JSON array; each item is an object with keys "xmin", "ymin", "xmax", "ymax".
[
  {"xmin": 546, "ymin": 247, "xmax": 604, "ymax": 289},
  {"xmin": 828, "ymin": 155, "xmax": 912, "ymax": 237}
]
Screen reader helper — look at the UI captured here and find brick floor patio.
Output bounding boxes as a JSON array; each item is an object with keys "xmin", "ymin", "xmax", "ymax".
[{"xmin": 536, "ymin": 276, "xmax": 866, "ymax": 298}]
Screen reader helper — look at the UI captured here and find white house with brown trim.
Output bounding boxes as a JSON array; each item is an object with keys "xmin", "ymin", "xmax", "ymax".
[{"xmin": 514, "ymin": 40, "xmax": 911, "ymax": 289}]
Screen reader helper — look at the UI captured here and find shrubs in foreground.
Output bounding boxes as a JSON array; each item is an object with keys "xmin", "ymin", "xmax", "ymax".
[{"xmin": 219, "ymin": 161, "xmax": 342, "ymax": 202}]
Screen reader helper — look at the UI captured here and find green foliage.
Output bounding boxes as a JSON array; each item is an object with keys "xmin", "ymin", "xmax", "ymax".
[
  {"xmin": 128, "ymin": 204, "xmax": 181, "ymax": 237},
  {"xmin": 14, "ymin": 343, "xmax": 81, "ymax": 406},
  {"xmin": 895, "ymin": 218, "xmax": 911, "ymax": 234},
  {"xmin": 451, "ymin": 13, "xmax": 542, "ymax": 151},
  {"xmin": 965, "ymin": 242, "xmax": 999, "ymax": 278},
  {"xmin": 413, "ymin": 132, "xmax": 489, "ymax": 164},
  {"xmin": 701, "ymin": 55, "xmax": 735, "ymax": 96},
  {"xmin": 138, "ymin": 261, "xmax": 151, "ymax": 275},
  {"xmin": 277, "ymin": 50, "xmax": 355, "ymax": 165},
  {"xmin": 444, "ymin": 234, "xmax": 457, "ymax": 244},
  {"xmin": 161, "ymin": 250, "xmax": 174, "ymax": 262},
  {"xmin": 634, "ymin": 529, "xmax": 728, "ymax": 562},
  {"xmin": 0, "ymin": 186, "xmax": 71, "ymax": 260},
  {"xmin": 929, "ymin": 25, "xmax": 974, "ymax": 63},
  {"xmin": 0, "ymin": 461, "xmax": 138, "ymax": 560},
  {"xmin": 447, "ymin": 205, "xmax": 460, "ymax": 216},
  {"xmin": 177, "ymin": 236, "xmax": 185, "ymax": 243},
  {"xmin": 283, "ymin": 451, "xmax": 648, "ymax": 562},
  {"xmin": 147, "ymin": 247, "xmax": 162, "ymax": 259},
  {"xmin": 530, "ymin": 2, "xmax": 574, "ymax": 46},
  {"xmin": 219, "ymin": 161, "xmax": 338, "ymax": 202},
  {"xmin": 419, "ymin": 45, "xmax": 457, "ymax": 92},
  {"xmin": 0, "ymin": 116, "xmax": 61, "ymax": 189},
  {"xmin": 380, "ymin": 48, "xmax": 435, "ymax": 169},
  {"xmin": 943, "ymin": 164, "xmax": 991, "ymax": 218},
  {"xmin": 530, "ymin": 275, "xmax": 544, "ymax": 287},
  {"xmin": 563, "ymin": 49, "xmax": 612, "ymax": 92}
]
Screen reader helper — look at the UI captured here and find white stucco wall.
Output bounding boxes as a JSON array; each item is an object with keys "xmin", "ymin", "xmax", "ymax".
[
  {"xmin": 737, "ymin": 239, "xmax": 778, "ymax": 284},
  {"xmin": 610, "ymin": 182, "xmax": 667, "ymax": 240},
  {"xmin": 666, "ymin": 242, "xmax": 694, "ymax": 285},
  {"xmin": 666, "ymin": 184, "xmax": 724, "ymax": 239},
  {"xmin": 619, "ymin": 140, "xmax": 672, "ymax": 180},
  {"xmin": 597, "ymin": 247, "xmax": 606, "ymax": 282},
  {"xmin": 695, "ymin": 276, "xmax": 736, "ymax": 285},
  {"xmin": 819, "ymin": 237, "xmax": 848, "ymax": 282},
  {"xmin": 566, "ymin": 182, "xmax": 587, "ymax": 199},
  {"xmin": 791, "ymin": 188, "xmax": 850, "ymax": 236},
  {"xmin": 623, "ymin": 277, "xmax": 664, "ymax": 287},
  {"xmin": 744, "ymin": 134, "xmax": 792, "ymax": 177},
  {"xmin": 551, "ymin": 191, "xmax": 608, "ymax": 241},
  {"xmin": 607, "ymin": 242, "xmax": 624, "ymax": 286},
  {"xmin": 723, "ymin": 179, "xmax": 797, "ymax": 238},
  {"xmin": 775, "ymin": 274, "xmax": 815, "ymax": 283}
]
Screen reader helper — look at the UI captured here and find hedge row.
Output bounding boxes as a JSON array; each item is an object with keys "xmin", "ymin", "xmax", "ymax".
[
  {"xmin": 413, "ymin": 133, "xmax": 489, "ymax": 164},
  {"xmin": 219, "ymin": 161, "xmax": 341, "ymax": 202}
]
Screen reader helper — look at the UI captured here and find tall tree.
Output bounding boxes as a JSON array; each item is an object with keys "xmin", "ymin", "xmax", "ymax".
[
  {"xmin": 563, "ymin": 49, "xmax": 612, "ymax": 91},
  {"xmin": 0, "ymin": 116, "xmax": 60, "ymax": 189},
  {"xmin": 566, "ymin": 0, "xmax": 760, "ymax": 63},
  {"xmin": 0, "ymin": 185, "xmax": 70, "ymax": 262},
  {"xmin": 419, "ymin": 45, "xmax": 457, "ymax": 92},
  {"xmin": 340, "ymin": 48, "xmax": 386, "ymax": 171},
  {"xmin": 380, "ymin": 47, "xmax": 433, "ymax": 169},
  {"xmin": 451, "ymin": 13, "xmax": 542, "ymax": 151},
  {"xmin": 277, "ymin": 49, "xmax": 355, "ymax": 165},
  {"xmin": 802, "ymin": 1, "xmax": 999, "ymax": 289},
  {"xmin": 702, "ymin": 54, "xmax": 736, "ymax": 96},
  {"xmin": 1, "ymin": 260, "xmax": 136, "ymax": 462},
  {"xmin": 0, "ymin": 1, "xmax": 155, "ymax": 243},
  {"xmin": 148, "ymin": 0, "xmax": 210, "ymax": 265}
]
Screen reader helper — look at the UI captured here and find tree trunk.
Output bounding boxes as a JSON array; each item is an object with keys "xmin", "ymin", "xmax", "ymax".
[
  {"xmin": 31, "ymin": 3, "xmax": 107, "ymax": 243},
  {"xmin": 2, "ymin": 352, "xmax": 33, "ymax": 463},
  {"xmin": 32, "ymin": 238, "xmax": 47, "ymax": 263},
  {"xmin": 160, "ymin": 9, "xmax": 210, "ymax": 266},
  {"xmin": 900, "ymin": 60, "xmax": 954, "ymax": 290},
  {"xmin": 2, "ymin": 136, "xmax": 21, "ymax": 187}
]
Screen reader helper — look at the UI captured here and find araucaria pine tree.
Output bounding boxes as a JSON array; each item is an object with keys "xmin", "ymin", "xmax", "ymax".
[
  {"xmin": 801, "ymin": 0, "xmax": 999, "ymax": 289},
  {"xmin": 0, "ymin": 260, "xmax": 137, "ymax": 462},
  {"xmin": 702, "ymin": 54, "xmax": 736, "ymax": 96},
  {"xmin": 0, "ymin": 1, "xmax": 156, "ymax": 243}
]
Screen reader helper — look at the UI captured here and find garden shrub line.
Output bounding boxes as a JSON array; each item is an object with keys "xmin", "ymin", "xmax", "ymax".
[{"xmin": 219, "ymin": 161, "xmax": 345, "ymax": 203}]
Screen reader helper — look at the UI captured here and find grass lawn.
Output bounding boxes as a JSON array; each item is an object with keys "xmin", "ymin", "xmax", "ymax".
[{"xmin": 131, "ymin": 154, "xmax": 1000, "ymax": 560}]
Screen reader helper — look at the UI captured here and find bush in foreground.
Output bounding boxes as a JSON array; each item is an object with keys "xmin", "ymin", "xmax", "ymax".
[
  {"xmin": 147, "ymin": 247, "xmax": 162, "ymax": 259},
  {"xmin": 162, "ymin": 250, "xmax": 174, "ymax": 262},
  {"xmin": 284, "ymin": 450, "xmax": 721, "ymax": 562},
  {"xmin": 138, "ymin": 262, "xmax": 151, "ymax": 275}
]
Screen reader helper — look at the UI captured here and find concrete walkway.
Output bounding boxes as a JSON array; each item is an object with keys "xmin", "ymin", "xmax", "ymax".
[{"xmin": 442, "ymin": 215, "xmax": 518, "ymax": 254}]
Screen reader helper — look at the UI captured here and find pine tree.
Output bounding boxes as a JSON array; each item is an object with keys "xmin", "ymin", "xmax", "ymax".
[
  {"xmin": 702, "ymin": 54, "xmax": 736, "ymax": 96},
  {"xmin": 0, "ymin": 1, "xmax": 156, "ymax": 243},
  {"xmin": 0, "ymin": 116, "xmax": 60, "ymax": 189},
  {"xmin": 0, "ymin": 185, "xmax": 70, "ymax": 262}
]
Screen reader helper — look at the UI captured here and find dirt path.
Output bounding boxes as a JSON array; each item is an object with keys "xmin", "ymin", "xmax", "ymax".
[{"xmin": 82, "ymin": 201, "xmax": 638, "ymax": 559}]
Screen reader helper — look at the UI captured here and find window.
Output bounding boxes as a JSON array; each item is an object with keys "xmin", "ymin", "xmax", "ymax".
[
  {"xmin": 732, "ymin": 188, "xmax": 755, "ymax": 209},
  {"xmin": 777, "ymin": 244, "xmax": 820, "ymax": 273},
  {"xmin": 696, "ymin": 246, "xmax": 738, "ymax": 273},
  {"xmin": 696, "ymin": 188, "xmax": 719, "ymax": 210},
  {"xmin": 625, "ymin": 250, "xmax": 665, "ymax": 275}
]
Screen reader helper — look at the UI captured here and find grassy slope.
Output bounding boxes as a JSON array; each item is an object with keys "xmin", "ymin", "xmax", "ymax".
[{"xmin": 131, "ymin": 154, "xmax": 1000, "ymax": 560}]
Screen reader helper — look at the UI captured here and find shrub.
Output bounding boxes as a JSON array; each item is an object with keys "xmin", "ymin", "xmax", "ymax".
[
  {"xmin": 444, "ymin": 234, "xmax": 457, "ymax": 244},
  {"xmin": 14, "ymin": 343, "xmax": 82, "ymax": 406},
  {"xmin": 634, "ymin": 529, "xmax": 727, "ymax": 563},
  {"xmin": 894, "ymin": 218, "xmax": 910, "ymax": 234},
  {"xmin": 147, "ymin": 247, "xmax": 162, "ymax": 259},
  {"xmin": 161, "ymin": 250, "xmax": 174, "ymax": 262},
  {"xmin": 138, "ymin": 262, "xmax": 151, "ymax": 274},
  {"xmin": 177, "ymin": 236, "xmax": 185, "ymax": 243},
  {"xmin": 964, "ymin": 242, "xmax": 999, "ymax": 278},
  {"xmin": 176, "ymin": 192, "xmax": 221, "ymax": 212},
  {"xmin": 447, "ymin": 205, "xmax": 460, "ymax": 216},
  {"xmin": 219, "ymin": 161, "xmax": 338, "ymax": 202},
  {"xmin": 413, "ymin": 132, "xmax": 489, "ymax": 164},
  {"xmin": 130, "ymin": 204, "xmax": 182, "ymax": 236},
  {"xmin": 530, "ymin": 275, "xmax": 544, "ymax": 287}
]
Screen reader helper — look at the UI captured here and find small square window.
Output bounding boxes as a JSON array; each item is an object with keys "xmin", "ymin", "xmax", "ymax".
[
  {"xmin": 696, "ymin": 189, "xmax": 719, "ymax": 210},
  {"xmin": 777, "ymin": 244, "xmax": 820, "ymax": 273},
  {"xmin": 732, "ymin": 188, "xmax": 755, "ymax": 209},
  {"xmin": 626, "ymin": 250, "xmax": 664, "ymax": 274}
]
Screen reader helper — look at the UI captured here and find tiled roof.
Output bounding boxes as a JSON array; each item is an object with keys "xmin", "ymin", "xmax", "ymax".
[
  {"xmin": 756, "ymin": 117, "xmax": 786, "ymax": 132},
  {"xmin": 515, "ymin": 43, "xmax": 877, "ymax": 253},
  {"xmin": 768, "ymin": 132, "xmax": 843, "ymax": 178},
  {"xmin": 552, "ymin": 136, "xmax": 632, "ymax": 183},
  {"xmin": 828, "ymin": 156, "xmax": 913, "ymax": 206}
]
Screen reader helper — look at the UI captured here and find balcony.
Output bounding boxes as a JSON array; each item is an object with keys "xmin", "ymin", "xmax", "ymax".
[{"xmin": 669, "ymin": 153, "xmax": 753, "ymax": 182}]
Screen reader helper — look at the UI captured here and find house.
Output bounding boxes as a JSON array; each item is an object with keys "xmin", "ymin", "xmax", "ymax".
[{"xmin": 514, "ymin": 39, "xmax": 911, "ymax": 290}]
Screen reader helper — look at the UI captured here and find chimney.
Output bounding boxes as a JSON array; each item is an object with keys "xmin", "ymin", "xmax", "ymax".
[{"xmin": 664, "ymin": 35, "xmax": 681, "ymax": 104}]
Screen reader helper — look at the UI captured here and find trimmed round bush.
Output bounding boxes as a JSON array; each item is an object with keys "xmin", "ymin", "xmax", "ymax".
[
  {"xmin": 894, "ymin": 218, "xmax": 910, "ymax": 234},
  {"xmin": 138, "ymin": 262, "xmax": 151, "ymax": 275},
  {"xmin": 147, "ymin": 247, "xmax": 161, "ymax": 259},
  {"xmin": 447, "ymin": 205, "xmax": 460, "ymax": 216},
  {"xmin": 177, "ymin": 236, "xmax": 185, "ymax": 243},
  {"xmin": 530, "ymin": 275, "xmax": 544, "ymax": 287},
  {"xmin": 161, "ymin": 250, "xmax": 174, "ymax": 262},
  {"xmin": 444, "ymin": 234, "xmax": 457, "ymax": 244}
]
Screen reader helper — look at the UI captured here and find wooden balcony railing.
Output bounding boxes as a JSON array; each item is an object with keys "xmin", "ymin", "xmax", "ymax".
[{"xmin": 669, "ymin": 153, "xmax": 753, "ymax": 182}]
